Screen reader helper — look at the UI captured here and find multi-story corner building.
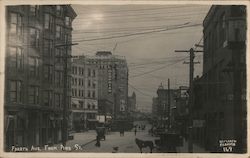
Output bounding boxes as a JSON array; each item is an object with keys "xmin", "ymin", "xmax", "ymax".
[
  {"xmin": 86, "ymin": 51, "xmax": 129, "ymax": 120},
  {"xmin": 71, "ymin": 52, "xmax": 128, "ymax": 126},
  {"xmin": 71, "ymin": 57, "xmax": 98, "ymax": 131},
  {"xmin": 4, "ymin": 5, "xmax": 76, "ymax": 150},
  {"xmin": 192, "ymin": 5, "xmax": 246, "ymax": 152}
]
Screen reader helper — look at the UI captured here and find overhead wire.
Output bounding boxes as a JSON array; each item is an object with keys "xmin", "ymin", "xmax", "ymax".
[
  {"xmin": 75, "ymin": 5, "xmax": 206, "ymax": 14},
  {"xmin": 73, "ymin": 23, "xmax": 202, "ymax": 42},
  {"xmin": 128, "ymin": 83, "xmax": 154, "ymax": 97}
]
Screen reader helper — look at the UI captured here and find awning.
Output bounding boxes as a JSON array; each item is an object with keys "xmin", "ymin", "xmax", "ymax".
[{"xmin": 87, "ymin": 119, "xmax": 98, "ymax": 122}]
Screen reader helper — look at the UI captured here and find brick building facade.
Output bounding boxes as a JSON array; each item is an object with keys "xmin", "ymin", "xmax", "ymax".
[
  {"xmin": 4, "ymin": 5, "xmax": 76, "ymax": 150},
  {"xmin": 192, "ymin": 5, "xmax": 246, "ymax": 152}
]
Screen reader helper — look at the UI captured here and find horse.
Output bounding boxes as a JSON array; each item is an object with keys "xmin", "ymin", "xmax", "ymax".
[{"xmin": 135, "ymin": 138, "xmax": 154, "ymax": 153}]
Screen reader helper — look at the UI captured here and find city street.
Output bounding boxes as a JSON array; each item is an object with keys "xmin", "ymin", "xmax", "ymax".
[
  {"xmin": 65, "ymin": 121, "xmax": 159, "ymax": 153},
  {"xmin": 49, "ymin": 120, "xmax": 206, "ymax": 153}
]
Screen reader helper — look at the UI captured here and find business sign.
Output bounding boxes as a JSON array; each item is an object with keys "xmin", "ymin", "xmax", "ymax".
[{"xmin": 108, "ymin": 69, "xmax": 112, "ymax": 93}]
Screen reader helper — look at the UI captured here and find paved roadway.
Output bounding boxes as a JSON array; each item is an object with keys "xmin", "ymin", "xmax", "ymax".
[{"xmin": 65, "ymin": 120, "xmax": 159, "ymax": 153}]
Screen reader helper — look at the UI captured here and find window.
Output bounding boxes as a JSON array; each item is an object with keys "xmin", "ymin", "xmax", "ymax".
[
  {"xmin": 92, "ymin": 82, "xmax": 96, "ymax": 88},
  {"xmin": 55, "ymin": 71, "xmax": 63, "ymax": 87},
  {"xmin": 79, "ymin": 67, "xmax": 82, "ymax": 75},
  {"xmin": 92, "ymin": 91, "xmax": 96, "ymax": 98},
  {"xmin": 88, "ymin": 69, "xmax": 91, "ymax": 77},
  {"xmin": 87, "ymin": 91, "xmax": 91, "ymax": 98},
  {"xmin": 81, "ymin": 90, "xmax": 84, "ymax": 97},
  {"xmin": 92, "ymin": 105, "xmax": 95, "ymax": 109},
  {"xmin": 78, "ymin": 78, "xmax": 81, "ymax": 86},
  {"xmin": 87, "ymin": 104, "xmax": 90, "ymax": 109},
  {"xmin": 56, "ymin": 6, "xmax": 62, "ymax": 16},
  {"xmin": 9, "ymin": 80, "xmax": 22, "ymax": 103},
  {"xmin": 219, "ymin": 13, "xmax": 226, "ymax": 46},
  {"xmin": 55, "ymin": 48, "xmax": 61, "ymax": 63},
  {"xmin": 9, "ymin": 47, "xmax": 23, "ymax": 70},
  {"xmin": 44, "ymin": 39, "xmax": 53, "ymax": 57},
  {"xmin": 10, "ymin": 12, "xmax": 22, "ymax": 39},
  {"xmin": 30, "ymin": 28, "xmax": 40, "ymax": 48},
  {"xmin": 79, "ymin": 101, "xmax": 84, "ymax": 108},
  {"xmin": 30, "ymin": 5, "xmax": 39, "ymax": 16},
  {"xmin": 44, "ymin": 90, "xmax": 52, "ymax": 106},
  {"xmin": 54, "ymin": 93, "xmax": 61, "ymax": 107},
  {"xmin": 56, "ymin": 25, "xmax": 62, "ymax": 39},
  {"xmin": 65, "ymin": 16, "xmax": 71, "ymax": 26},
  {"xmin": 93, "ymin": 70, "xmax": 96, "ymax": 77},
  {"xmin": 75, "ymin": 66, "xmax": 78, "ymax": 74},
  {"xmin": 28, "ymin": 86, "xmax": 39, "ymax": 104},
  {"xmin": 88, "ymin": 80, "xmax": 91, "ymax": 87},
  {"xmin": 44, "ymin": 65, "xmax": 53, "ymax": 83},
  {"xmin": 44, "ymin": 13, "xmax": 54, "ymax": 30},
  {"xmin": 82, "ymin": 68, "xmax": 84, "ymax": 75},
  {"xmin": 74, "ymin": 78, "xmax": 77, "ymax": 85},
  {"xmin": 29, "ymin": 57, "xmax": 39, "ymax": 77}
]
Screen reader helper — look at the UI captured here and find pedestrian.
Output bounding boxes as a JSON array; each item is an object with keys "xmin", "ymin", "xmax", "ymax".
[
  {"xmin": 122, "ymin": 128, "xmax": 125, "ymax": 136},
  {"xmin": 134, "ymin": 128, "xmax": 137, "ymax": 136},
  {"xmin": 95, "ymin": 135, "xmax": 101, "ymax": 147},
  {"xmin": 119, "ymin": 129, "xmax": 122, "ymax": 136}
]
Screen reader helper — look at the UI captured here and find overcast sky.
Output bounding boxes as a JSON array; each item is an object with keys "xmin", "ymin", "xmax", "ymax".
[{"xmin": 71, "ymin": 5, "xmax": 211, "ymax": 112}]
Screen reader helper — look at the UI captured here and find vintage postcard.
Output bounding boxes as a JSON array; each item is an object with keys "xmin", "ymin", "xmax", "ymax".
[{"xmin": 0, "ymin": 0, "xmax": 249, "ymax": 157}]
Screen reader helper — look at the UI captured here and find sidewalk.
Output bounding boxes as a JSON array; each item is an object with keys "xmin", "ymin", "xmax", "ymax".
[{"xmin": 177, "ymin": 138, "xmax": 208, "ymax": 153}]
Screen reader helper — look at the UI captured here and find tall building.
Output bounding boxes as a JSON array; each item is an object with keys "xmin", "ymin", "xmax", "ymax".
[
  {"xmin": 4, "ymin": 5, "xmax": 76, "ymax": 150},
  {"xmin": 192, "ymin": 5, "xmax": 246, "ymax": 152},
  {"xmin": 71, "ymin": 57, "xmax": 98, "ymax": 131},
  {"xmin": 87, "ymin": 51, "xmax": 129, "ymax": 120}
]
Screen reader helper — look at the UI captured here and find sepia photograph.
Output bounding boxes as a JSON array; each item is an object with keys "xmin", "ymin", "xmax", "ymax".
[{"xmin": 0, "ymin": 0, "xmax": 248, "ymax": 156}]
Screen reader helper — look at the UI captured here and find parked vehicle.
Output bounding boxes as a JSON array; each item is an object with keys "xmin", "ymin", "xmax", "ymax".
[{"xmin": 153, "ymin": 128, "xmax": 165, "ymax": 136}]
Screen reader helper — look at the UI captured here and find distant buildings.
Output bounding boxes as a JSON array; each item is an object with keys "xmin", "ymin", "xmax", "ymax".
[
  {"xmin": 153, "ymin": 84, "xmax": 178, "ymax": 128},
  {"xmin": 128, "ymin": 92, "xmax": 136, "ymax": 112},
  {"xmin": 192, "ymin": 5, "xmax": 246, "ymax": 152},
  {"xmin": 151, "ymin": 97, "xmax": 158, "ymax": 118},
  {"xmin": 4, "ymin": 5, "xmax": 76, "ymax": 150}
]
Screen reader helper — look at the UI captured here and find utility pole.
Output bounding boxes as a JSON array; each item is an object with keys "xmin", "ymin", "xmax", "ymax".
[
  {"xmin": 175, "ymin": 48, "xmax": 203, "ymax": 153},
  {"xmin": 55, "ymin": 38, "xmax": 78, "ymax": 146},
  {"xmin": 167, "ymin": 78, "xmax": 171, "ymax": 129}
]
